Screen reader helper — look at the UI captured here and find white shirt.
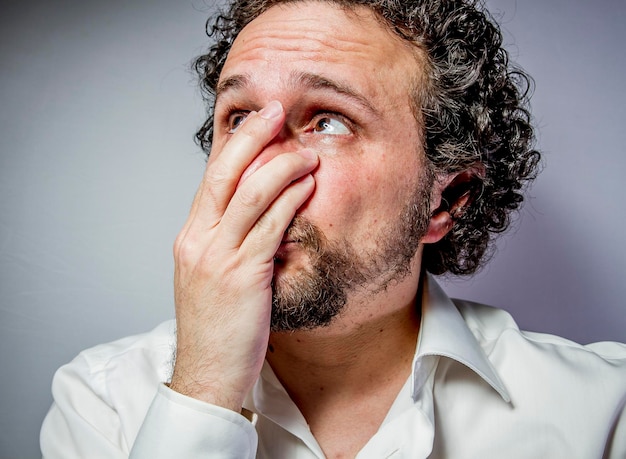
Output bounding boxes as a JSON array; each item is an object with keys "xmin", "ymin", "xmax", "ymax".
[{"xmin": 41, "ymin": 276, "xmax": 626, "ymax": 458}]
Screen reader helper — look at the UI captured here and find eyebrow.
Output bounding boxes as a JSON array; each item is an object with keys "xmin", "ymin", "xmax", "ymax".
[
  {"xmin": 216, "ymin": 71, "xmax": 380, "ymax": 116},
  {"xmin": 216, "ymin": 74, "xmax": 248, "ymax": 98}
]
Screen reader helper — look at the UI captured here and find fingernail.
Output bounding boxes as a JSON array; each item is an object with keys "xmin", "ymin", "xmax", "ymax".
[
  {"xmin": 302, "ymin": 174, "xmax": 314, "ymax": 183},
  {"xmin": 259, "ymin": 100, "xmax": 283, "ymax": 120}
]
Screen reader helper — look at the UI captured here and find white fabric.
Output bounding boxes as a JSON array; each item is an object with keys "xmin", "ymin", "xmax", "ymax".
[{"xmin": 41, "ymin": 275, "xmax": 626, "ymax": 458}]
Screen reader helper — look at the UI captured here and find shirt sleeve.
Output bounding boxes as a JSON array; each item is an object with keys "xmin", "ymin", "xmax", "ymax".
[
  {"xmin": 41, "ymin": 349, "xmax": 258, "ymax": 458},
  {"xmin": 605, "ymin": 394, "xmax": 626, "ymax": 459},
  {"xmin": 40, "ymin": 353, "xmax": 131, "ymax": 459},
  {"xmin": 130, "ymin": 384, "xmax": 258, "ymax": 458}
]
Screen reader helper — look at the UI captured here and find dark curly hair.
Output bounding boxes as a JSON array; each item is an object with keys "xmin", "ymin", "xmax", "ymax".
[{"xmin": 193, "ymin": 0, "xmax": 541, "ymax": 276}]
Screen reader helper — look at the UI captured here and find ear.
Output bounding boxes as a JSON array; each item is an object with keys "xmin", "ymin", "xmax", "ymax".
[{"xmin": 421, "ymin": 169, "xmax": 482, "ymax": 244}]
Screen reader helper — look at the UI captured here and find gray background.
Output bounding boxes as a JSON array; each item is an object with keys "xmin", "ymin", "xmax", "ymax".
[{"xmin": 1, "ymin": 0, "xmax": 625, "ymax": 457}]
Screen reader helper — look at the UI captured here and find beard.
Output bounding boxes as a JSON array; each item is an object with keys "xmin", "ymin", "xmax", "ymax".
[{"xmin": 270, "ymin": 177, "xmax": 433, "ymax": 331}]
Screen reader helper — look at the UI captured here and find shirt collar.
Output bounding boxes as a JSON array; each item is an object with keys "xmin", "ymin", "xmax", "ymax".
[{"xmin": 412, "ymin": 274, "xmax": 511, "ymax": 403}]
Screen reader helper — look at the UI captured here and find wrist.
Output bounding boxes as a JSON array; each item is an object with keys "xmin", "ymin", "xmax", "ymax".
[{"xmin": 169, "ymin": 369, "xmax": 246, "ymax": 413}]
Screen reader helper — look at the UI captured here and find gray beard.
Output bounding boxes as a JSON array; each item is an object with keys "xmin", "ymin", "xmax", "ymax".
[{"xmin": 270, "ymin": 181, "xmax": 432, "ymax": 331}]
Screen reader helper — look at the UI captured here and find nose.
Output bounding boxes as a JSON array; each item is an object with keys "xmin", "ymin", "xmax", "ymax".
[{"xmin": 237, "ymin": 126, "xmax": 303, "ymax": 187}]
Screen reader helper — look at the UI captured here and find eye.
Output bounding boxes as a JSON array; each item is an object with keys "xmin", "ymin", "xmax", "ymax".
[
  {"xmin": 313, "ymin": 116, "xmax": 351, "ymax": 135},
  {"xmin": 228, "ymin": 111, "xmax": 250, "ymax": 133}
]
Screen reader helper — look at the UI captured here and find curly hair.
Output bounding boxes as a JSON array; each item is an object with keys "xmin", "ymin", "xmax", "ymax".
[{"xmin": 193, "ymin": 0, "xmax": 541, "ymax": 276}]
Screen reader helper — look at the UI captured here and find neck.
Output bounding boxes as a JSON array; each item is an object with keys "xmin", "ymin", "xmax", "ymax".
[
  {"xmin": 266, "ymin": 266, "xmax": 424, "ymax": 458},
  {"xmin": 266, "ymin": 271, "xmax": 423, "ymax": 408}
]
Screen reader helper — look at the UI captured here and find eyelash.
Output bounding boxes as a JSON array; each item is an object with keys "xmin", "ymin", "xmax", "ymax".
[
  {"xmin": 309, "ymin": 111, "xmax": 354, "ymax": 134},
  {"xmin": 227, "ymin": 110, "xmax": 250, "ymax": 133},
  {"xmin": 223, "ymin": 106, "xmax": 356, "ymax": 135}
]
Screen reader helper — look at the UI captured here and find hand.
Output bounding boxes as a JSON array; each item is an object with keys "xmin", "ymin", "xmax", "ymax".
[{"xmin": 169, "ymin": 101, "xmax": 318, "ymax": 411}]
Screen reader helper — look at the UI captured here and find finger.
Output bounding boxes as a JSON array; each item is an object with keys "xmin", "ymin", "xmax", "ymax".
[
  {"xmin": 175, "ymin": 101, "xmax": 285, "ymax": 258},
  {"xmin": 191, "ymin": 101, "xmax": 285, "ymax": 225},
  {"xmin": 218, "ymin": 149, "xmax": 319, "ymax": 249},
  {"xmin": 175, "ymin": 156, "xmax": 233, "ymax": 251},
  {"xmin": 241, "ymin": 173, "xmax": 316, "ymax": 261}
]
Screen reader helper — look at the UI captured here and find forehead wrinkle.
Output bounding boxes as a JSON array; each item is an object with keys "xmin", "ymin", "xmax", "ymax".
[
  {"xmin": 232, "ymin": 33, "xmax": 373, "ymax": 67},
  {"xmin": 228, "ymin": 6, "xmax": 398, "ymax": 64},
  {"xmin": 217, "ymin": 4, "xmax": 424, "ymax": 112}
]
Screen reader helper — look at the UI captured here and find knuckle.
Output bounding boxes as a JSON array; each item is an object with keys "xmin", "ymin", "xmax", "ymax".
[
  {"xmin": 255, "ymin": 210, "xmax": 282, "ymax": 236},
  {"xmin": 205, "ymin": 160, "xmax": 233, "ymax": 186},
  {"xmin": 174, "ymin": 236, "xmax": 200, "ymax": 266},
  {"xmin": 235, "ymin": 182, "xmax": 266, "ymax": 209},
  {"xmin": 173, "ymin": 232, "xmax": 185, "ymax": 254}
]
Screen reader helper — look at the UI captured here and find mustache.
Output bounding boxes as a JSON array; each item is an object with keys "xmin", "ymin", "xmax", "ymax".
[{"xmin": 284, "ymin": 216, "xmax": 324, "ymax": 253}]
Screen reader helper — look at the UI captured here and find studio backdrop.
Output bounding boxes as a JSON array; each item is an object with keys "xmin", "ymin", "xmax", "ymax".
[{"xmin": 1, "ymin": 0, "xmax": 625, "ymax": 457}]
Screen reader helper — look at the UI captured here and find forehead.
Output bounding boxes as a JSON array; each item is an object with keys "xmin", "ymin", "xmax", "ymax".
[{"xmin": 219, "ymin": 1, "xmax": 424, "ymax": 100}]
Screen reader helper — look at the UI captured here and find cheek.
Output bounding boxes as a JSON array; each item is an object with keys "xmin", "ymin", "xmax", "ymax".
[
  {"xmin": 299, "ymin": 159, "xmax": 367, "ymax": 230},
  {"xmin": 297, "ymin": 137, "xmax": 427, "ymax": 237},
  {"xmin": 300, "ymin": 155, "xmax": 411, "ymax": 233}
]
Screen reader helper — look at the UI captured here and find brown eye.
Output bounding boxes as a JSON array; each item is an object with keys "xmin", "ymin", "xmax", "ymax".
[
  {"xmin": 313, "ymin": 116, "xmax": 350, "ymax": 135},
  {"xmin": 228, "ymin": 112, "xmax": 250, "ymax": 133}
]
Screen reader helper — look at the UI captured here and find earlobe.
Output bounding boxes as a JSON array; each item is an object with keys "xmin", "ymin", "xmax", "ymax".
[
  {"xmin": 421, "ymin": 210, "xmax": 453, "ymax": 244},
  {"xmin": 421, "ymin": 168, "xmax": 483, "ymax": 244}
]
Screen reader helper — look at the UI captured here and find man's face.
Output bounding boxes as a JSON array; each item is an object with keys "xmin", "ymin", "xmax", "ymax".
[{"xmin": 212, "ymin": 1, "xmax": 435, "ymax": 330}]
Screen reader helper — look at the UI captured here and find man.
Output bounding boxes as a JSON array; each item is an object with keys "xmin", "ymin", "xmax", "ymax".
[{"xmin": 41, "ymin": 0, "xmax": 626, "ymax": 457}]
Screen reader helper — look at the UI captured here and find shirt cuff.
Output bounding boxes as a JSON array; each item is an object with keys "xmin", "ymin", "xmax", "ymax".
[{"xmin": 130, "ymin": 384, "xmax": 258, "ymax": 458}]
